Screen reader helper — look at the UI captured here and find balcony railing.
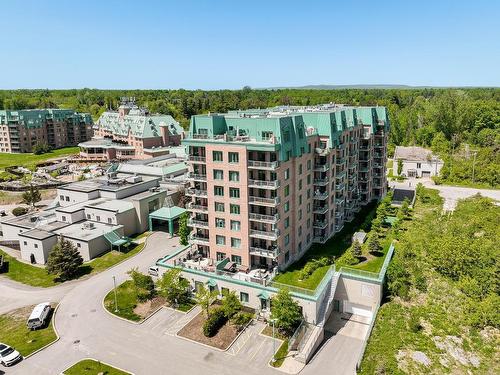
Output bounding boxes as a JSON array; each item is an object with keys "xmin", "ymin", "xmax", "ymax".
[
  {"xmin": 187, "ymin": 203, "xmax": 208, "ymax": 212},
  {"xmin": 249, "ymin": 246, "xmax": 280, "ymax": 258},
  {"xmin": 186, "ymin": 188, "xmax": 207, "ymax": 197},
  {"xmin": 335, "ymin": 183, "xmax": 345, "ymax": 191},
  {"xmin": 335, "ymin": 197, "xmax": 345, "ymax": 205},
  {"xmin": 313, "ymin": 205, "xmax": 328, "ymax": 214},
  {"xmin": 313, "ymin": 164, "xmax": 329, "ymax": 172},
  {"xmin": 313, "ymin": 178, "xmax": 329, "ymax": 186},
  {"xmin": 187, "ymin": 173, "xmax": 207, "ymax": 181},
  {"xmin": 313, "ymin": 236, "xmax": 327, "ymax": 243},
  {"xmin": 313, "ymin": 221, "xmax": 328, "ymax": 229},
  {"xmin": 313, "ymin": 192, "xmax": 328, "ymax": 200},
  {"xmin": 247, "ymin": 160, "xmax": 279, "ymax": 170},
  {"xmin": 249, "ymin": 213, "xmax": 279, "ymax": 223},
  {"xmin": 188, "ymin": 155, "xmax": 206, "ymax": 162},
  {"xmin": 249, "ymin": 196, "xmax": 280, "ymax": 206},
  {"xmin": 249, "ymin": 229, "xmax": 280, "ymax": 240},
  {"xmin": 190, "ymin": 234, "xmax": 210, "ymax": 244},
  {"xmin": 336, "ymin": 171, "xmax": 346, "ymax": 179},
  {"xmin": 336, "ymin": 157, "xmax": 346, "ymax": 165},
  {"xmin": 188, "ymin": 219, "xmax": 209, "ymax": 228},
  {"xmin": 248, "ymin": 179, "xmax": 280, "ymax": 189}
]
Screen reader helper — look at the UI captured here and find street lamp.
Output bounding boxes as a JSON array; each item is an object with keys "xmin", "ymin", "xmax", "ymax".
[
  {"xmin": 112, "ymin": 275, "xmax": 118, "ymax": 312},
  {"xmin": 269, "ymin": 318, "xmax": 277, "ymax": 364}
]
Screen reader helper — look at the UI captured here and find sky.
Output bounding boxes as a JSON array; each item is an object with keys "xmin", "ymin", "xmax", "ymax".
[{"xmin": 0, "ymin": 0, "xmax": 499, "ymax": 89}]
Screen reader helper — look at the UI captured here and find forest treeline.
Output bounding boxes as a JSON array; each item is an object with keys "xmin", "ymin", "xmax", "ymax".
[{"xmin": 1, "ymin": 87, "xmax": 498, "ymax": 186}]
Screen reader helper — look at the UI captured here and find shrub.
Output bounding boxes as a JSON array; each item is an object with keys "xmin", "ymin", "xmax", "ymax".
[
  {"xmin": 297, "ymin": 257, "xmax": 333, "ymax": 280},
  {"xmin": 203, "ymin": 307, "xmax": 227, "ymax": 337},
  {"xmin": 231, "ymin": 312, "xmax": 253, "ymax": 329},
  {"xmin": 12, "ymin": 206, "xmax": 28, "ymax": 216},
  {"xmin": 336, "ymin": 247, "xmax": 359, "ymax": 267},
  {"xmin": 32, "ymin": 143, "xmax": 52, "ymax": 155}
]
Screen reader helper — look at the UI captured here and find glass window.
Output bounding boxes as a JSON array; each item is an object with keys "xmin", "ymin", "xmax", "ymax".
[
  {"xmin": 230, "ymin": 204, "xmax": 240, "ymax": 214},
  {"xmin": 213, "ymin": 151, "xmax": 223, "ymax": 162},
  {"xmin": 216, "ymin": 235, "xmax": 226, "ymax": 245},
  {"xmin": 307, "ymin": 174, "xmax": 311, "ymax": 184},
  {"xmin": 299, "ymin": 179, "xmax": 302, "ymax": 190},
  {"xmin": 284, "ymin": 217, "xmax": 289, "ymax": 229},
  {"xmin": 213, "ymin": 169, "xmax": 223, "ymax": 180},
  {"xmin": 240, "ymin": 292, "xmax": 249, "ymax": 303},
  {"xmin": 285, "ymin": 234, "xmax": 290, "ymax": 245},
  {"xmin": 284, "ymin": 185, "xmax": 290, "ymax": 197},
  {"xmin": 214, "ymin": 186, "xmax": 224, "ymax": 196},
  {"xmin": 299, "ymin": 164, "xmax": 303, "ymax": 174},
  {"xmin": 229, "ymin": 188, "xmax": 240, "ymax": 198},
  {"xmin": 230, "ymin": 220, "xmax": 241, "ymax": 231},
  {"xmin": 299, "ymin": 194, "xmax": 303, "ymax": 205},
  {"xmin": 228, "ymin": 152, "xmax": 239, "ymax": 163},
  {"xmin": 216, "ymin": 252, "xmax": 226, "ymax": 261},
  {"xmin": 231, "ymin": 255, "xmax": 242, "ymax": 265},
  {"xmin": 284, "ymin": 168, "xmax": 290, "ymax": 180},
  {"xmin": 284, "ymin": 201, "xmax": 289, "ymax": 213},
  {"xmin": 298, "ymin": 209, "xmax": 302, "ymax": 220},
  {"xmin": 231, "ymin": 237, "xmax": 241, "ymax": 248},
  {"xmin": 215, "ymin": 218, "xmax": 225, "ymax": 228},
  {"xmin": 229, "ymin": 171, "xmax": 239, "ymax": 182},
  {"xmin": 307, "ymin": 160, "xmax": 311, "ymax": 169},
  {"xmin": 215, "ymin": 202, "xmax": 224, "ymax": 212}
]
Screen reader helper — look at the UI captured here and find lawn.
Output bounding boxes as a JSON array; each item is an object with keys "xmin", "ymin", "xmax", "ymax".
[
  {"xmin": 272, "ymin": 202, "xmax": 377, "ymax": 290},
  {"xmin": 271, "ymin": 340, "xmax": 289, "ymax": 368},
  {"xmin": 103, "ymin": 280, "xmax": 142, "ymax": 322},
  {"xmin": 0, "ymin": 147, "xmax": 80, "ymax": 170},
  {"xmin": 351, "ymin": 230, "xmax": 394, "ymax": 273},
  {"xmin": 64, "ymin": 359, "xmax": 131, "ymax": 375},
  {"xmin": 0, "ymin": 305, "xmax": 57, "ymax": 356},
  {"xmin": 0, "ymin": 242, "xmax": 145, "ymax": 288}
]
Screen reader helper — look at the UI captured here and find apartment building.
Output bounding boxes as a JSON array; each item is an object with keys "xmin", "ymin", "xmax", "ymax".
[
  {"xmin": 183, "ymin": 104, "xmax": 389, "ymax": 273},
  {"xmin": 0, "ymin": 109, "xmax": 92, "ymax": 153},
  {"xmin": 79, "ymin": 98, "xmax": 184, "ymax": 161}
]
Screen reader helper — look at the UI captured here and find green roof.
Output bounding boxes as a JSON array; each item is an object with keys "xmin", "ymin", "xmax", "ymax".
[
  {"xmin": 206, "ymin": 279, "xmax": 217, "ymax": 287},
  {"xmin": 257, "ymin": 291, "xmax": 270, "ymax": 299},
  {"xmin": 149, "ymin": 206, "xmax": 186, "ymax": 220}
]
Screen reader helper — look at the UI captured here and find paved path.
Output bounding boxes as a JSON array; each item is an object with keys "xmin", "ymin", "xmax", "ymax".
[{"xmin": 4, "ymin": 233, "xmax": 278, "ymax": 375}]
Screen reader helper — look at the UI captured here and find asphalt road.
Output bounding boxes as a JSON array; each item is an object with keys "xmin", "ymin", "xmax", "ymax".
[{"xmin": 4, "ymin": 233, "xmax": 279, "ymax": 375}]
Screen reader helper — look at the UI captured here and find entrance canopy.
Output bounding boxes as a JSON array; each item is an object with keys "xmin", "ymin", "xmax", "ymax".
[{"xmin": 148, "ymin": 206, "xmax": 186, "ymax": 235}]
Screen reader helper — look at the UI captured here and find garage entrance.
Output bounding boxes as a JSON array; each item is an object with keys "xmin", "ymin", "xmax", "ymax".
[{"xmin": 342, "ymin": 301, "xmax": 373, "ymax": 319}]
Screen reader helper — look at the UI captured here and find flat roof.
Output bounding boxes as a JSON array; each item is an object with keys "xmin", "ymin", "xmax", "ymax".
[
  {"xmin": 54, "ymin": 221, "xmax": 122, "ymax": 242},
  {"xmin": 124, "ymin": 188, "xmax": 166, "ymax": 201},
  {"xmin": 19, "ymin": 228, "xmax": 57, "ymax": 240},
  {"xmin": 58, "ymin": 173, "xmax": 160, "ymax": 193},
  {"xmin": 85, "ymin": 199, "xmax": 134, "ymax": 213}
]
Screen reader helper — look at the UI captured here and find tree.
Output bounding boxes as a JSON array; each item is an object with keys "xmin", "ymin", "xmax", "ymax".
[
  {"xmin": 195, "ymin": 284, "xmax": 217, "ymax": 317},
  {"xmin": 220, "ymin": 291, "xmax": 242, "ymax": 318},
  {"xmin": 46, "ymin": 237, "xmax": 83, "ymax": 280},
  {"xmin": 127, "ymin": 268, "xmax": 155, "ymax": 302},
  {"xmin": 178, "ymin": 212, "xmax": 189, "ymax": 245},
  {"xmin": 397, "ymin": 158, "xmax": 403, "ymax": 176},
  {"xmin": 401, "ymin": 198, "xmax": 411, "ymax": 217},
  {"xmin": 22, "ymin": 184, "xmax": 41, "ymax": 208},
  {"xmin": 156, "ymin": 268, "xmax": 189, "ymax": 306},
  {"xmin": 352, "ymin": 240, "xmax": 362, "ymax": 258},
  {"xmin": 367, "ymin": 234, "xmax": 381, "ymax": 254},
  {"xmin": 270, "ymin": 289, "xmax": 303, "ymax": 334}
]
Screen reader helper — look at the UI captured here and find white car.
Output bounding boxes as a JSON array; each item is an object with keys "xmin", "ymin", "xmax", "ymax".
[{"xmin": 0, "ymin": 343, "xmax": 22, "ymax": 366}]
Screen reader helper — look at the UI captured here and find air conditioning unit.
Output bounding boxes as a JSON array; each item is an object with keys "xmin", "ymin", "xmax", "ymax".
[{"xmin": 126, "ymin": 175, "xmax": 142, "ymax": 184}]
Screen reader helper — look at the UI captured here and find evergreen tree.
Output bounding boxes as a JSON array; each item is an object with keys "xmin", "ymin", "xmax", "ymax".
[
  {"xmin": 46, "ymin": 237, "xmax": 83, "ymax": 280},
  {"xmin": 397, "ymin": 158, "xmax": 403, "ymax": 176},
  {"xmin": 367, "ymin": 234, "xmax": 381, "ymax": 254},
  {"xmin": 22, "ymin": 184, "xmax": 41, "ymax": 208},
  {"xmin": 352, "ymin": 240, "xmax": 362, "ymax": 258},
  {"xmin": 178, "ymin": 212, "xmax": 190, "ymax": 245}
]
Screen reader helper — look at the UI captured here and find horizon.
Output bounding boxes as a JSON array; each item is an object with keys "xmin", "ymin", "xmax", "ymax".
[{"xmin": 1, "ymin": 0, "xmax": 499, "ymax": 89}]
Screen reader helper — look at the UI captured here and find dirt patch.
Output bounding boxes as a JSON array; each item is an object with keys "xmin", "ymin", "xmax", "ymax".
[
  {"xmin": 133, "ymin": 296, "xmax": 166, "ymax": 319},
  {"xmin": 177, "ymin": 310, "xmax": 240, "ymax": 350}
]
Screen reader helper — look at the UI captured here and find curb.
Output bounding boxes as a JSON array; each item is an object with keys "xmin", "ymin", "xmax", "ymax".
[
  {"xmin": 24, "ymin": 302, "xmax": 61, "ymax": 359},
  {"xmin": 60, "ymin": 357, "xmax": 135, "ymax": 375}
]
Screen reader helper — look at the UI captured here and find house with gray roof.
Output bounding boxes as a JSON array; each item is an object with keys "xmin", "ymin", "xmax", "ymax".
[{"xmin": 393, "ymin": 146, "xmax": 443, "ymax": 178}]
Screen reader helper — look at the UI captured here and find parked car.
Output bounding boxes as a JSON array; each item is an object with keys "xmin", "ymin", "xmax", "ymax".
[
  {"xmin": 0, "ymin": 343, "xmax": 22, "ymax": 366},
  {"xmin": 27, "ymin": 302, "xmax": 51, "ymax": 330},
  {"xmin": 148, "ymin": 266, "xmax": 159, "ymax": 277}
]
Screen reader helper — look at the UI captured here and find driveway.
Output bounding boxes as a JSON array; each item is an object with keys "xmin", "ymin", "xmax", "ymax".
[
  {"xmin": 304, "ymin": 313, "xmax": 370, "ymax": 375},
  {"xmin": 4, "ymin": 232, "xmax": 278, "ymax": 375}
]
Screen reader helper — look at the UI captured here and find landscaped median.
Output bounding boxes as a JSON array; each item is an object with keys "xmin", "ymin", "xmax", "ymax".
[
  {"xmin": 0, "ymin": 304, "xmax": 57, "ymax": 357},
  {"xmin": 63, "ymin": 358, "xmax": 131, "ymax": 375},
  {"xmin": 0, "ymin": 241, "xmax": 146, "ymax": 288}
]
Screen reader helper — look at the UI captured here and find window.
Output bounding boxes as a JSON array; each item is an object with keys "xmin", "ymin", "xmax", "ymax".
[
  {"xmin": 62, "ymin": 216, "xmax": 66, "ymax": 222},
  {"xmin": 299, "ymin": 180, "xmax": 302, "ymax": 190},
  {"xmin": 108, "ymin": 218, "xmax": 112, "ymax": 224},
  {"xmin": 230, "ymin": 204, "xmax": 240, "ymax": 214},
  {"xmin": 284, "ymin": 201, "xmax": 290, "ymax": 213},
  {"xmin": 283, "ymin": 130, "xmax": 291, "ymax": 142},
  {"xmin": 34, "ymin": 244, "xmax": 38, "ymax": 248},
  {"xmin": 215, "ymin": 218, "xmax": 225, "ymax": 228},
  {"xmin": 229, "ymin": 188, "xmax": 240, "ymax": 198},
  {"xmin": 262, "ymin": 131, "xmax": 274, "ymax": 140},
  {"xmin": 215, "ymin": 202, "xmax": 224, "ymax": 212},
  {"xmin": 213, "ymin": 151, "xmax": 223, "ymax": 162},
  {"xmin": 230, "ymin": 220, "xmax": 241, "ymax": 231},
  {"xmin": 299, "ymin": 194, "xmax": 303, "ymax": 205},
  {"xmin": 86, "ymin": 214, "xmax": 91, "ymax": 220},
  {"xmin": 284, "ymin": 168, "xmax": 290, "ymax": 180},
  {"xmin": 214, "ymin": 186, "xmax": 224, "ymax": 196},
  {"xmin": 77, "ymin": 243, "xmax": 81, "ymax": 248},
  {"xmin": 60, "ymin": 195, "xmax": 64, "ymax": 201},
  {"xmin": 229, "ymin": 171, "xmax": 239, "ymax": 182},
  {"xmin": 231, "ymin": 237, "xmax": 241, "ymax": 248},
  {"xmin": 231, "ymin": 255, "xmax": 242, "ymax": 265},
  {"xmin": 65, "ymin": 196, "xmax": 69, "ymax": 202},
  {"xmin": 96, "ymin": 216, "xmax": 100, "ymax": 222},
  {"xmin": 23, "ymin": 241, "xmax": 27, "ymax": 246},
  {"xmin": 216, "ymin": 235, "xmax": 226, "ymax": 245},
  {"xmin": 417, "ymin": 162, "xmax": 422, "ymax": 168},
  {"xmin": 298, "ymin": 226, "xmax": 302, "ymax": 236},
  {"xmin": 284, "ymin": 185, "xmax": 290, "ymax": 197},
  {"xmin": 298, "ymin": 209, "xmax": 302, "ymax": 220},
  {"xmin": 214, "ymin": 169, "xmax": 224, "ymax": 180},
  {"xmin": 240, "ymin": 292, "xmax": 249, "ymax": 303},
  {"xmin": 307, "ymin": 174, "xmax": 311, "ymax": 184},
  {"xmin": 285, "ymin": 251, "xmax": 290, "ymax": 263},
  {"xmin": 228, "ymin": 152, "xmax": 239, "ymax": 163},
  {"xmin": 216, "ymin": 252, "xmax": 226, "ymax": 261},
  {"xmin": 285, "ymin": 234, "xmax": 290, "ymax": 245},
  {"xmin": 284, "ymin": 217, "xmax": 290, "ymax": 229},
  {"xmin": 299, "ymin": 164, "xmax": 303, "ymax": 174},
  {"xmin": 307, "ymin": 160, "xmax": 311, "ymax": 169}
]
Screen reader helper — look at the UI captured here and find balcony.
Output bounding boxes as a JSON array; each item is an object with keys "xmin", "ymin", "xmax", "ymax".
[
  {"xmin": 313, "ymin": 178, "xmax": 329, "ymax": 186},
  {"xmin": 188, "ymin": 218, "xmax": 209, "ymax": 229},
  {"xmin": 186, "ymin": 188, "xmax": 207, "ymax": 197},
  {"xmin": 335, "ymin": 197, "xmax": 345, "ymax": 205},
  {"xmin": 187, "ymin": 203, "xmax": 208, "ymax": 212},
  {"xmin": 248, "ymin": 179, "xmax": 280, "ymax": 189},
  {"xmin": 313, "ymin": 192, "xmax": 328, "ymax": 200},
  {"xmin": 336, "ymin": 171, "xmax": 346, "ymax": 180},
  {"xmin": 190, "ymin": 234, "xmax": 210, "ymax": 245},
  {"xmin": 249, "ymin": 229, "xmax": 280, "ymax": 240},
  {"xmin": 249, "ymin": 246, "xmax": 280, "ymax": 259},
  {"xmin": 187, "ymin": 173, "xmax": 207, "ymax": 181},
  {"xmin": 335, "ymin": 224, "xmax": 344, "ymax": 232},
  {"xmin": 335, "ymin": 183, "xmax": 345, "ymax": 191},
  {"xmin": 249, "ymin": 212, "xmax": 279, "ymax": 224},
  {"xmin": 313, "ymin": 164, "xmax": 329, "ymax": 172},
  {"xmin": 313, "ymin": 220, "xmax": 328, "ymax": 229},
  {"xmin": 336, "ymin": 157, "xmax": 346, "ymax": 165},
  {"xmin": 313, "ymin": 205, "xmax": 328, "ymax": 214},
  {"xmin": 188, "ymin": 155, "xmax": 206, "ymax": 163},
  {"xmin": 247, "ymin": 160, "xmax": 279, "ymax": 170},
  {"xmin": 313, "ymin": 236, "xmax": 327, "ymax": 244},
  {"xmin": 249, "ymin": 196, "xmax": 280, "ymax": 206}
]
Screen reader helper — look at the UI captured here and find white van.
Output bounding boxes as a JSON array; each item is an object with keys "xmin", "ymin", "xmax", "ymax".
[{"xmin": 27, "ymin": 302, "xmax": 51, "ymax": 330}]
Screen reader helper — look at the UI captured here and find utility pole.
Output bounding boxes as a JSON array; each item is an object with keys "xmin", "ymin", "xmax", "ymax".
[
  {"xmin": 471, "ymin": 150, "xmax": 478, "ymax": 183},
  {"xmin": 112, "ymin": 275, "xmax": 118, "ymax": 312},
  {"xmin": 270, "ymin": 318, "xmax": 277, "ymax": 364}
]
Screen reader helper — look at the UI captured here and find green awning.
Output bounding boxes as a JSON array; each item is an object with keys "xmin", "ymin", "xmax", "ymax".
[
  {"xmin": 257, "ymin": 291, "xmax": 270, "ymax": 299},
  {"xmin": 149, "ymin": 206, "xmax": 186, "ymax": 220},
  {"xmin": 206, "ymin": 279, "xmax": 217, "ymax": 287}
]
